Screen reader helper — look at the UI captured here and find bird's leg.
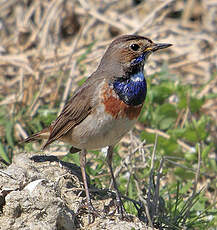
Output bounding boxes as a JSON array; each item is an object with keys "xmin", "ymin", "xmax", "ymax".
[
  {"xmin": 106, "ymin": 146, "xmax": 125, "ymax": 217},
  {"xmin": 80, "ymin": 149, "xmax": 100, "ymax": 223}
]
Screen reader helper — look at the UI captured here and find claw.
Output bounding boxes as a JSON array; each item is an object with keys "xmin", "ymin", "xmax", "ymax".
[
  {"xmin": 114, "ymin": 193, "xmax": 126, "ymax": 218},
  {"xmin": 87, "ymin": 202, "xmax": 101, "ymax": 223}
]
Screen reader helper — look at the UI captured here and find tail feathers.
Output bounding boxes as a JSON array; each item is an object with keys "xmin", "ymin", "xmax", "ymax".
[{"xmin": 21, "ymin": 128, "xmax": 50, "ymax": 144}]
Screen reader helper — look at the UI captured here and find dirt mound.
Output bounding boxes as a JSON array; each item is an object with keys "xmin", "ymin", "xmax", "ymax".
[{"xmin": 0, "ymin": 152, "xmax": 151, "ymax": 230}]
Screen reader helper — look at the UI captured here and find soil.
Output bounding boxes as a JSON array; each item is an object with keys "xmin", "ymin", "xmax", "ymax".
[{"xmin": 0, "ymin": 152, "xmax": 152, "ymax": 230}]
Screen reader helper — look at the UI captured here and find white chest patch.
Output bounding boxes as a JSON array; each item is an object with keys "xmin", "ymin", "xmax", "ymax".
[{"xmin": 61, "ymin": 104, "xmax": 136, "ymax": 150}]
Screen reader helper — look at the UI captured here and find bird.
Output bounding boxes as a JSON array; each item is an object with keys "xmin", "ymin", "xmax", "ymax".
[{"xmin": 22, "ymin": 34, "xmax": 172, "ymax": 220}]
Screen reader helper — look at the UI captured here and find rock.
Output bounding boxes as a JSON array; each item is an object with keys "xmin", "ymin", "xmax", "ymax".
[{"xmin": 0, "ymin": 152, "xmax": 151, "ymax": 230}]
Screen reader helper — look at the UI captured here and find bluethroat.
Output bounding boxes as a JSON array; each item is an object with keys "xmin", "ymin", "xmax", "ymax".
[{"xmin": 23, "ymin": 35, "xmax": 172, "ymax": 220}]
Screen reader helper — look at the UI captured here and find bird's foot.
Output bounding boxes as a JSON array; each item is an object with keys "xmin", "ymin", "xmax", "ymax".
[
  {"xmin": 86, "ymin": 201, "xmax": 102, "ymax": 224},
  {"xmin": 115, "ymin": 198, "xmax": 134, "ymax": 221},
  {"xmin": 115, "ymin": 198, "xmax": 126, "ymax": 218},
  {"xmin": 78, "ymin": 200, "xmax": 102, "ymax": 224}
]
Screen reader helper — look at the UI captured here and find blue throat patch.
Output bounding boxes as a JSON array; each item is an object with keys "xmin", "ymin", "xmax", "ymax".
[
  {"xmin": 131, "ymin": 52, "xmax": 150, "ymax": 65},
  {"xmin": 131, "ymin": 53, "xmax": 146, "ymax": 65},
  {"xmin": 113, "ymin": 71, "xmax": 147, "ymax": 106}
]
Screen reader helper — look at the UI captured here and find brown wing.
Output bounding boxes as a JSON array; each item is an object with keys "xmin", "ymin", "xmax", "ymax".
[{"xmin": 43, "ymin": 73, "xmax": 103, "ymax": 149}]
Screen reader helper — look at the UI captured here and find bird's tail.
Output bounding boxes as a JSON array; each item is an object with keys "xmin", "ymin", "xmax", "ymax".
[{"xmin": 21, "ymin": 128, "xmax": 50, "ymax": 144}]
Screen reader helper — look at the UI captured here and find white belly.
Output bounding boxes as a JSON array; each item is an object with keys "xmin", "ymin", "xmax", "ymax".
[{"xmin": 61, "ymin": 104, "xmax": 136, "ymax": 150}]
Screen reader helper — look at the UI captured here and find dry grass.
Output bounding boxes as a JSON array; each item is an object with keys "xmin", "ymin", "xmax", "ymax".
[{"xmin": 0, "ymin": 0, "xmax": 216, "ymax": 133}]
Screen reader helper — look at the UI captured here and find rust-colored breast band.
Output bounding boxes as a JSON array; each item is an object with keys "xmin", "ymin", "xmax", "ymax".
[{"xmin": 102, "ymin": 83, "xmax": 142, "ymax": 120}]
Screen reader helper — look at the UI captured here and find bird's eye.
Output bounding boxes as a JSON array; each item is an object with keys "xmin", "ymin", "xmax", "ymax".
[{"xmin": 130, "ymin": 43, "xmax": 140, "ymax": 51}]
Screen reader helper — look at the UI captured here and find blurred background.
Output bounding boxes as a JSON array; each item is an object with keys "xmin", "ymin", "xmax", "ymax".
[{"xmin": 0, "ymin": 0, "xmax": 217, "ymax": 228}]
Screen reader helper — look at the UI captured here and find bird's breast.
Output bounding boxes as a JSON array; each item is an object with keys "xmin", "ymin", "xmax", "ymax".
[{"xmin": 101, "ymin": 82, "xmax": 143, "ymax": 120}]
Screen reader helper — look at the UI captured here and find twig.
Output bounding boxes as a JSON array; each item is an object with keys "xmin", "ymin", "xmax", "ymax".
[
  {"xmin": 125, "ymin": 132, "xmax": 134, "ymax": 196},
  {"xmin": 0, "ymin": 170, "xmax": 16, "ymax": 180},
  {"xmin": 57, "ymin": 21, "xmax": 85, "ymax": 114},
  {"xmin": 150, "ymin": 133, "xmax": 158, "ymax": 170},
  {"xmin": 147, "ymin": 134, "xmax": 158, "ymax": 227},
  {"xmin": 38, "ymin": 0, "xmax": 63, "ymax": 50},
  {"xmin": 132, "ymin": 0, "xmax": 175, "ymax": 34},
  {"xmin": 113, "ymin": 138, "xmax": 148, "ymax": 182},
  {"xmin": 15, "ymin": 123, "xmax": 28, "ymax": 140},
  {"xmin": 134, "ymin": 175, "xmax": 154, "ymax": 228},
  {"xmin": 144, "ymin": 128, "xmax": 193, "ymax": 152},
  {"xmin": 182, "ymin": 0, "xmax": 196, "ymax": 24},
  {"xmin": 182, "ymin": 143, "xmax": 201, "ymax": 224},
  {"xmin": 78, "ymin": 0, "xmax": 129, "ymax": 33},
  {"xmin": 0, "ymin": 0, "xmax": 19, "ymax": 12},
  {"xmin": 170, "ymin": 52, "xmax": 217, "ymax": 69},
  {"xmin": 26, "ymin": 73, "xmax": 46, "ymax": 116},
  {"xmin": 154, "ymin": 157, "xmax": 164, "ymax": 216},
  {"xmin": 180, "ymin": 107, "xmax": 189, "ymax": 128}
]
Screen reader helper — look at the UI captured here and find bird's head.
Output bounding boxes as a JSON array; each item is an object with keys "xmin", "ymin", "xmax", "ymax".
[{"xmin": 98, "ymin": 35, "xmax": 172, "ymax": 77}]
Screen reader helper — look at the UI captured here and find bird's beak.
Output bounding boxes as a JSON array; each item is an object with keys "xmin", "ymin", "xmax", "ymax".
[{"xmin": 146, "ymin": 43, "xmax": 172, "ymax": 52}]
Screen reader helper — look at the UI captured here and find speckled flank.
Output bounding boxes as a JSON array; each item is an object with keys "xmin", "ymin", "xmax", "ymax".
[{"xmin": 102, "ymin": 82, "xmax": 143, "ymax": 120}]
